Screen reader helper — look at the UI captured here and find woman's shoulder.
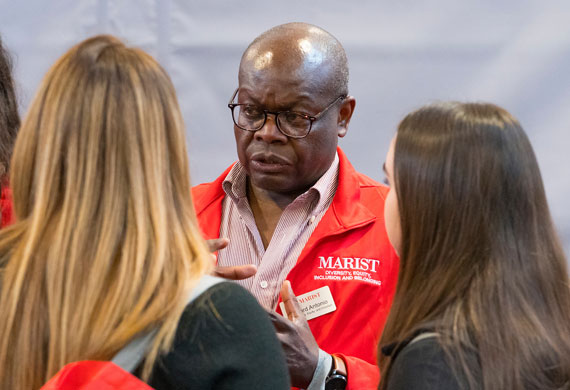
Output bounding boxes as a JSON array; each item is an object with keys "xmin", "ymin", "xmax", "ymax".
[
  {"xmin": 173, "ymin": 279, "xmax": 266, "ymax": 337},
  {"xmin": 184, "ymin": 279, "xmax": 265, "ymax": 321},
  {"xmin": 387, "ymin": 336, "xmax": 472, "ymax": 390},
  {"xmin": 147, "ymin": 279, "xmax": 289, "ymax": 389}
]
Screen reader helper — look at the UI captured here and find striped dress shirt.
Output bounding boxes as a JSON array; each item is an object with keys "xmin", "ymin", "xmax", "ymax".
[{"xmin": 217, "ymin": 153, "xmax": 339, "ymax": 310}]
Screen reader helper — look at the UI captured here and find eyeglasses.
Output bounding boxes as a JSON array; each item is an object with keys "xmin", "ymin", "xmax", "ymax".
[{"xmin": 228, "ymin": 88, "xmax": 346, "ymax": 139}]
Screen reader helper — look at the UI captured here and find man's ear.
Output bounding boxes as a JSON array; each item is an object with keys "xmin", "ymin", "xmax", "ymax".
[{"xmin": 337, "ymin": 96, "xmax": 356, "ymax": 138}]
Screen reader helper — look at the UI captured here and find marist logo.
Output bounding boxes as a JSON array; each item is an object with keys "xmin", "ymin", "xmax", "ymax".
[
  {"xmin": 318, "ymin": 256, "xmax": 380, "ymax": 272},
  {"xmin": 315, "ymin": 256, "xmax": 382, "ymax": 286}
]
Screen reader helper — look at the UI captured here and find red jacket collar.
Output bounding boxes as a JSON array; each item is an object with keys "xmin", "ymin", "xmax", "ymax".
[
  {"xmin": 192, "ymin": 147, "xmax": 377, "ymax": 238},
  {"xmin": 193, "ymin": 165, "xmax": 231, "ymax": 217},
  {"xmin": 327, "ymin": 147, "xmax": 377, "ymax": 232}
]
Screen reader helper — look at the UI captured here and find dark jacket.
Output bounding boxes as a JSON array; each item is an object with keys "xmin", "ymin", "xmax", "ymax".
[
  {"xmin": 382, "ymin": 332, "xmax": 479, "ymax": 390},
  {"xmin": 146, "ymin": 282, "xmax": 290, "ymax": 390}
]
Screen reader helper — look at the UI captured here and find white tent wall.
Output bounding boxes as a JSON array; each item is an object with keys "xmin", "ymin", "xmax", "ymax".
[{"xmin": 1, "ymin": 0, "xmax": 569, "ymax": 257}]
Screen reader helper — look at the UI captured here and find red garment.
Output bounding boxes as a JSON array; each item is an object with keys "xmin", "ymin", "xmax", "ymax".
[
  {"xmin": 1, "ymin": 185, "xmax": 14, "ymax": 227},
  {"xmin": 192, "ymin": 147, "xmax": 399, "ymax": 390},
  {"xmin": 41, "ymin": 361, "xmax": 154, "ymax": 390}
]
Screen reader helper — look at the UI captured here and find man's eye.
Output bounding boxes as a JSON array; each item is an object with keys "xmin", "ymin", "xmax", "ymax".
[
  {"xmin": 283, "ymin": 112, "xmax": 306, "ymax": 126},
  {"xmin": 242, "ymin": 106, "xmax": 263, "ymax": 118}
]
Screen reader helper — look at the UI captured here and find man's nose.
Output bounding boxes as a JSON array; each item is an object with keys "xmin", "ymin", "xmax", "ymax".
[{"xmin": 254, "ymin": 114, "xmax": 288, "ymax": 143}]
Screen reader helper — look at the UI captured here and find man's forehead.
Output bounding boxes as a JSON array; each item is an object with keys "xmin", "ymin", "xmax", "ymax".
[
  {"xmin": 242, "ymin": 35, "xmax": 329, "ymax": 73},
  {"xmin": 236, "ymin": 76, "xmax": 329, "ymax": 112},
  {"xmin": 238, "ymin": 64, "xmax": 331, "ymax": 104},
  {"xmin": 239, "ymin": 46, "xmax": 334, "ymax": 95}
]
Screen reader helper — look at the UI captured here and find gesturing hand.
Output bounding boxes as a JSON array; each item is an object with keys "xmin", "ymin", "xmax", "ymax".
[
  {"xmin": 268, "ymin": 280, "xmax": 320, "ymax": 389},
  {"xmin": 206, "ymin": 238, "xmax": 257, "ymax": 280}
]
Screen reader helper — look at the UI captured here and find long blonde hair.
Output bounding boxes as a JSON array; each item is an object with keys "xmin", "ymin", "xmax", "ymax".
[{"xmin": 0, "ymin": 35, "xmax": 212, "ymax": 389}]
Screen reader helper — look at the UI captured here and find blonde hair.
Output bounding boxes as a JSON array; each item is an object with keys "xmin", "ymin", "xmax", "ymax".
[{"xmin": 0, "ymin": 35, "xmax": 212, "ymax": 389}]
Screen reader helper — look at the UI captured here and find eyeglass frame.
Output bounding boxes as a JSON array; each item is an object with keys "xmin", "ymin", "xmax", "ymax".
[{"xmin": 227, "ymin": 88, "xmax": 347, "ymax": 139}]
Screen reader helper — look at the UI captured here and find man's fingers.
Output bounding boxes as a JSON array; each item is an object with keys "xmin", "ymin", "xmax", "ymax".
[
  {"xmin": 280, "ymin": 280, "xmax": 302, "ymax": 321},
  {"xmin": 213, "ymin": 264, "xmax": 257, "ymax": 280},
  {"xmin": 206, "ymin": 238, "xmax": 229, "ymax": 253},
  {"xmin": 207, "ymin": 239, "xmax": 256, "ymax": 280}
]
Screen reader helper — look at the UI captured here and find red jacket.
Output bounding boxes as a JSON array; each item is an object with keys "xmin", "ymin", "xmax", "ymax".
[
  {"xmin": 192, "ymin": 148, "xmax": 399, "ymax": 390},
  {"xmin": 1, "ymin": 185, "xmax": 14, "ymax": 227}
]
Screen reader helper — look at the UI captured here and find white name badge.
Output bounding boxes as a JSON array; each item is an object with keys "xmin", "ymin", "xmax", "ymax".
[{"xmin": 280, "ymin": 286, "xmax": 337, "ymax": 321}]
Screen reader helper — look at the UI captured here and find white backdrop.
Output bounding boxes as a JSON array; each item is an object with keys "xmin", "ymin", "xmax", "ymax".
[{"xmin": 1, "ymin": 0, "xmax": 569, "ymax": 257}]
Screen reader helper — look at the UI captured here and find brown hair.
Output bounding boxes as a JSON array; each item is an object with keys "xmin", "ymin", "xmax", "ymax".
[
  {"xmin": 0, "ymin": 35, "xmax": 211, "ymax": 389},
  {"xmin": 378, "ymin": 102, "xmax": 570, "ymax": 389}
]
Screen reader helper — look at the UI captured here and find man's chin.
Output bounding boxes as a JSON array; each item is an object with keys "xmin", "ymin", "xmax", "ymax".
[
  {"xmin": 249, "ymin": 173, "xmax": 302, "ymax": 196},
  {"xmin": 250, "ymin": 173, "xmax": 289, "ymax": 191}
]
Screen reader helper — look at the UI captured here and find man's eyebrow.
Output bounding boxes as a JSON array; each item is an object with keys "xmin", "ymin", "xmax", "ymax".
[
  {"xmin": 382, "ymin": 163, "xmax": 388, "ymax": 175},
  {"xmin": 237, "ymin": 91, "xmax": 315, "ymax": 111},
  {"xmin": 237, "ymin": 91, "xmax": 259, "ymax": 105}
]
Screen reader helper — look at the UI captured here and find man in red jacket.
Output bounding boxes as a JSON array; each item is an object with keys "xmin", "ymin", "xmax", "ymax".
[{"xmin": 193, "ymin": 22, "xmax": 399, "ymax": 390}]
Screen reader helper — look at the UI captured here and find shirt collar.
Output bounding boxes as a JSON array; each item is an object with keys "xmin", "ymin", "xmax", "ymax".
[{"xmin": 222, "ymin": 162, "xmax": 248, "ymax": 200}]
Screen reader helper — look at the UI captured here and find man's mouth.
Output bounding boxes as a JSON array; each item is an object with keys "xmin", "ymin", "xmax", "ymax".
[
  {"xmin": 250, "ymin": 152, "xmax": 290, "ymax": 172},
  {"xmin": 250, "ymin": 151, "xmax": 292, "ymax": 164}
]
